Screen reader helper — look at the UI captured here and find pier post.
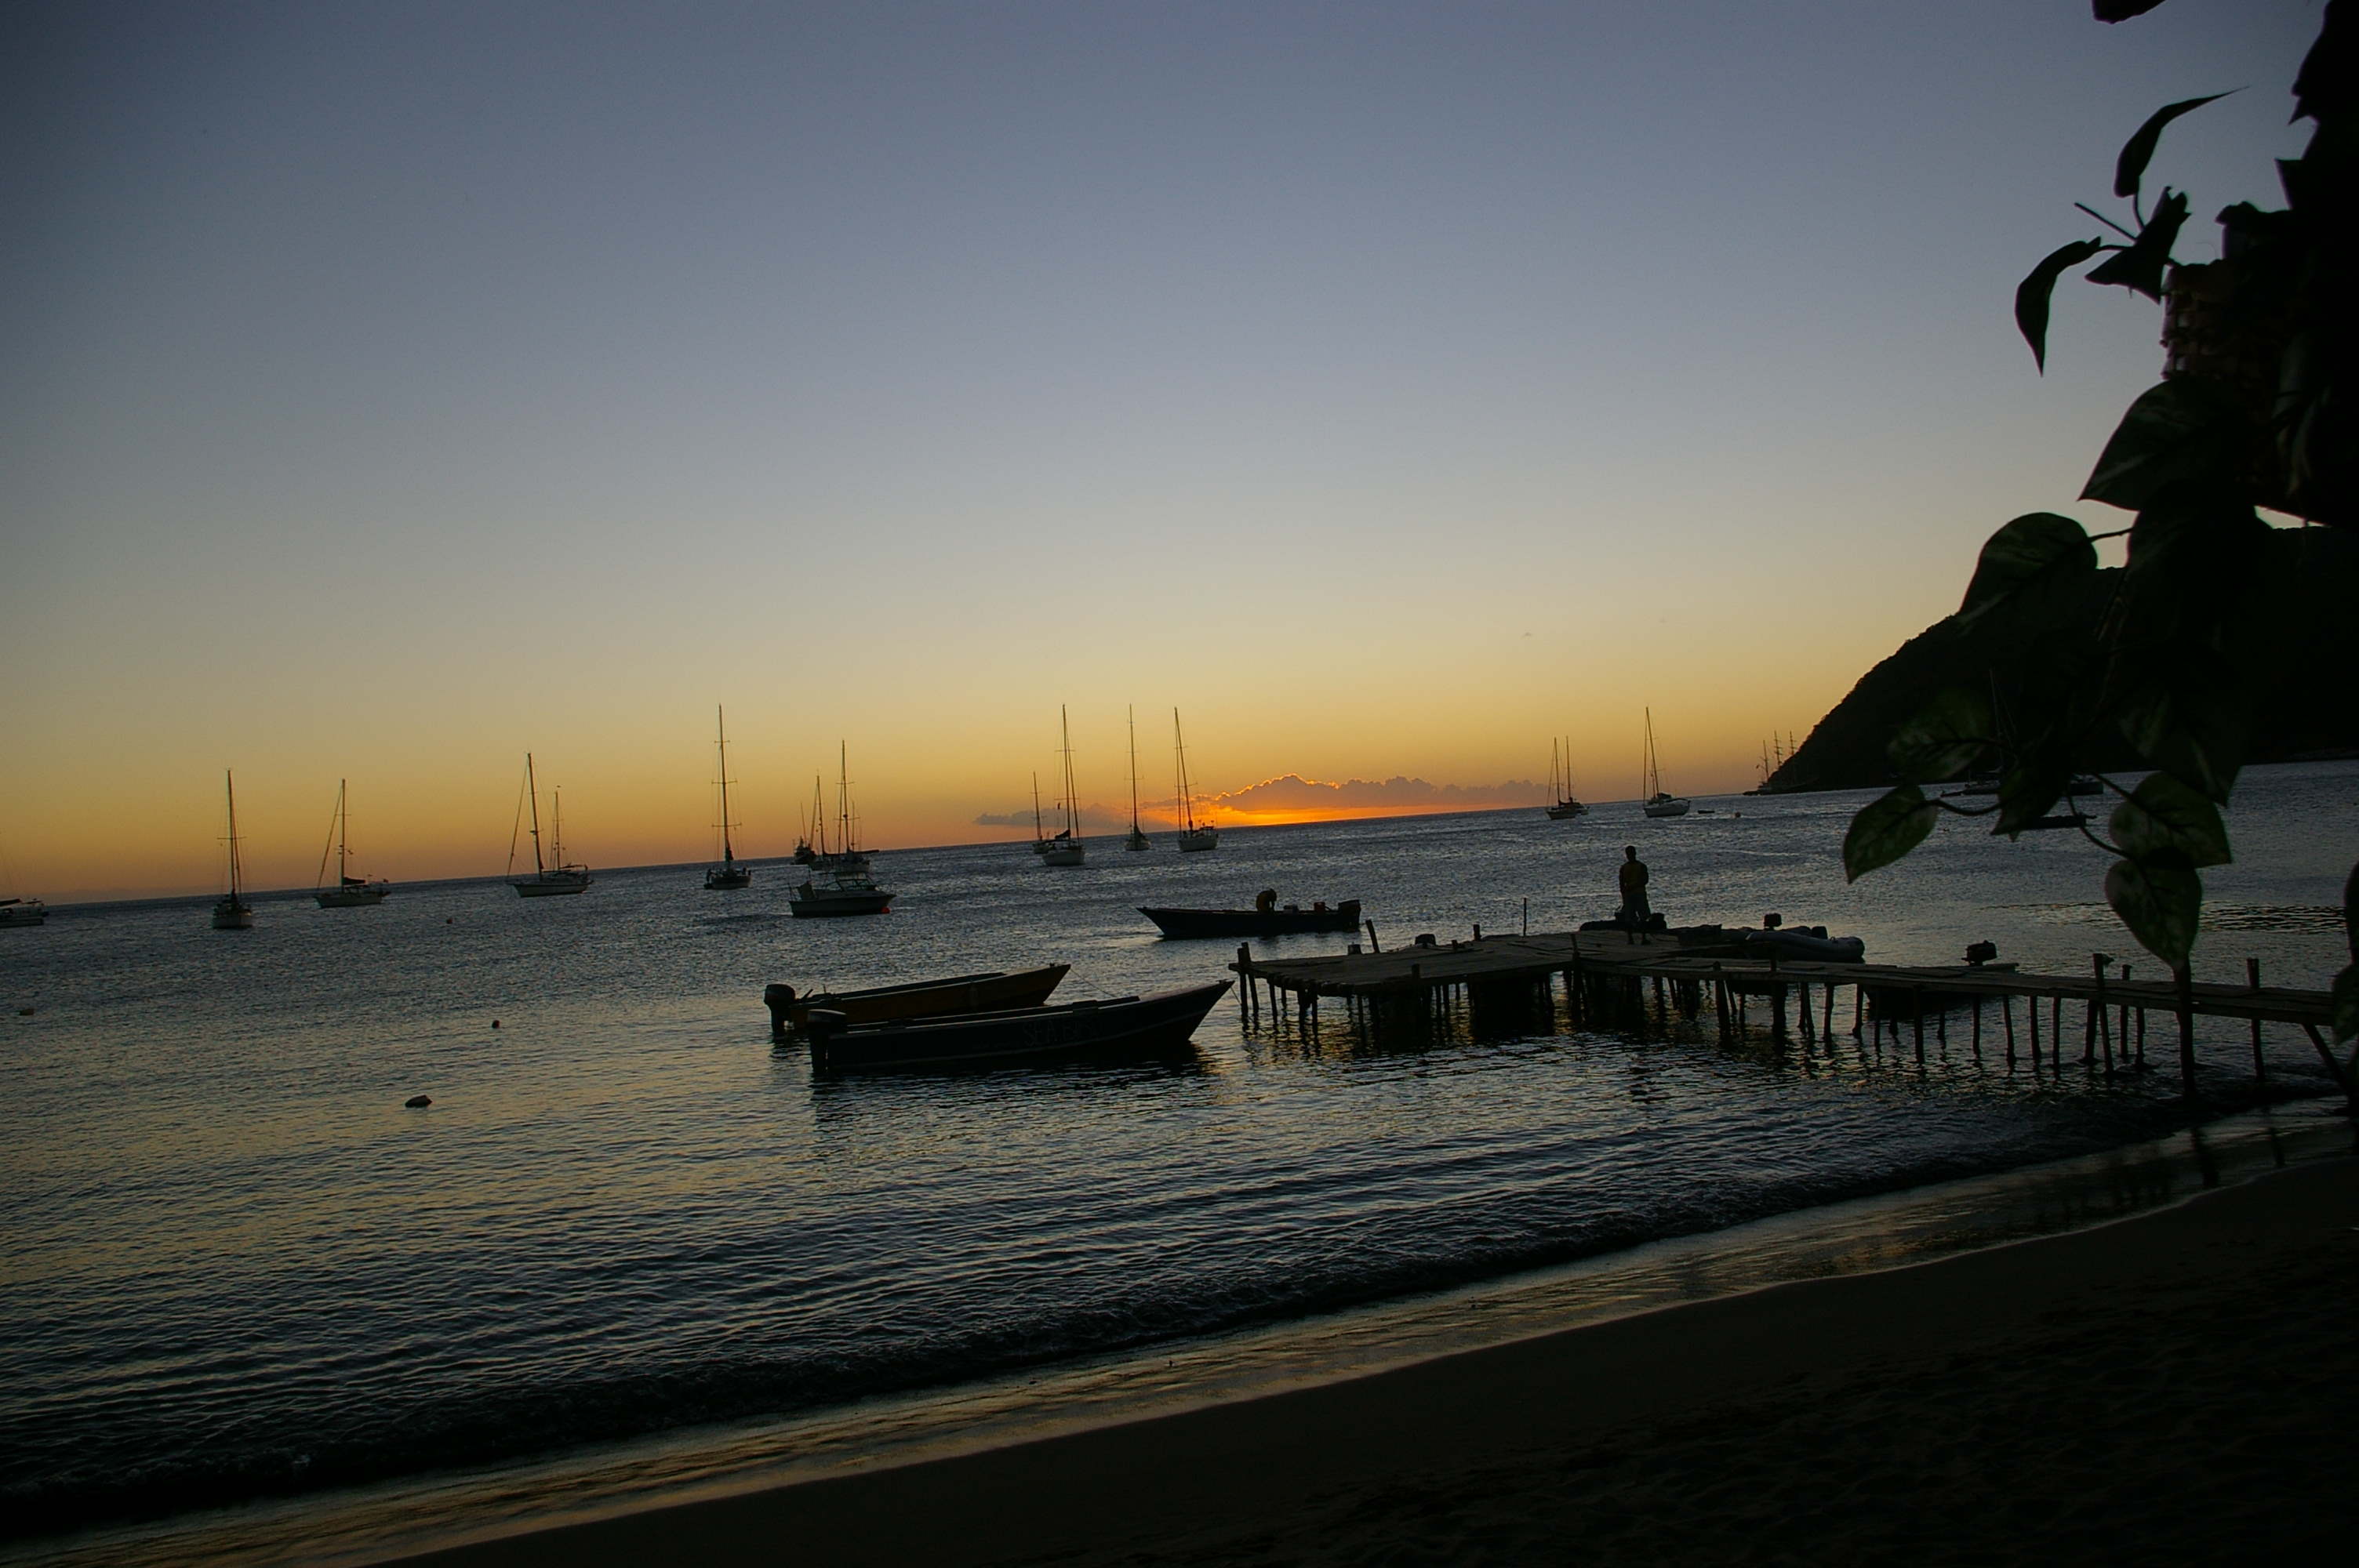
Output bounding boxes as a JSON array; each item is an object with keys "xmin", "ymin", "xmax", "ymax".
[
  {"xmin": 2117, "ymin": 965, "xmax": 2133, "ymax": 1069},
  {"xmin": 2092, "ymin": 956, "xmax": 2113, "ymax": 1073},
  {"xmin": 2028, "ymin": 989, "xmax": 2041, "ymax": 1066},
  {"xmin": 1970, "ymin": 996, "xmax": 1981, "ymax": 1058},
  {"xmin": 2001, "ymin": 993, "xmax": 2016, "ymax": 1065},
  {"xmin": 1851, "ymin": 982, "xmax": 1863, "ymax": 1037},
  {"xmin": 1912, "ymin": 991, "xmax": 1925, "ymax": 1063},
  {"xmin": 2248, "ymin": 958, "xmax": 2266, "ymax": 1082},
  {"xmin": 2174, "ymin": 964, "xmax": 2197, "ymax": 1095}
]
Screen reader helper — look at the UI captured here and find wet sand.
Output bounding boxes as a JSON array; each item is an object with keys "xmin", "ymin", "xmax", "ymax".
[{"xmin": 387, "ymin": 1155, "xmax": 2356, "ymax": 1566}]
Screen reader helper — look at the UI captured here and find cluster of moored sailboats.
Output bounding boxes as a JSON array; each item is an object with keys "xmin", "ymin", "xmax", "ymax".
[
  {"xmin": 1029, "ymin": 706, "xmax": 1219, "ymax": 866},
  {"xmin": 1539, "ymin": 709, "xmax": 1692, "ymax": 822}
]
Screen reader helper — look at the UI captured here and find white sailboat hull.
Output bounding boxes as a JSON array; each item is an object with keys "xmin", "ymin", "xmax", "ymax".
[
  {"xmin": 315, "ymin": 884, "xmax": 391, "ymax": 908},
  {"xmin": 1041, "ymin": 842, "xmax": 1086, "ymax": 866},
  {"xmin": 513, "ymin": 869, "xmax": 594, "ymax": 897},
  {"xmin": 1176, "ymin": 828, "xmax": 1219, "ymax": 852},
  {"xmin": 211, "ymin": 898, "xmax": 253, "ymax": 930},
  {"xmin": 1642, "ymin": 796, "xmax": 1691, "ymax": 818}
]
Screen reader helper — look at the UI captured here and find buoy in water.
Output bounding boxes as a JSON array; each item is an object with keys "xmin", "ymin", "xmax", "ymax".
[
  {"xmin": 491, "ymin": 1019, "xmax": 500, "ymax": 1029},
  {"xmin": 405, "ymin": 1094, "xmax": 431, "ymax": 1109}
]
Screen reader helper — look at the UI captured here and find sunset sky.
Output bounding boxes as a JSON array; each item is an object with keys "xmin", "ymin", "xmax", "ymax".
[{"xmin": 3, "ymin": 1, "xmax": 2320, "ymax": 900}]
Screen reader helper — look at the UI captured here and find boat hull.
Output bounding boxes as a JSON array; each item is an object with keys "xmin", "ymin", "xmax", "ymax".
[
  {"xmin": 1176, "ymin": 829, "xmax": 1219, "ymax": 852},
  {"xmin": 788, "ymin": 881, "xmax": 892, "ymax": 916},
  {"xmin": 703, "ymin": 866, "xmax": 754, "ymax": 890},
  {"xmin": 765, "ymin": 964, "xmax": 1072, "ymax": 1037},
  {"xmin": 1140, "ymin": 901, "xmax": 1360, "ymax": 938},
  {"xmin": 1545, "ymin": 801, "xmax": 1587, "ymax": 820},
  {"xmin": 1642, "ymin": 796, "xmax": 1691, "ymax": 818},
  {"xmin": 808, "ymin": 982, "xmax": 1231, "ymax": 1072},
  {"xmin": 1039, "ymin": 844, "xmax": 1085, "ymax": 866},
  {"xmin": 210, "ymin": 898, "xmax": 253, "ymax": 930},
  {"xmin": 0, "ymin": 899, "xmax": 46, "ymax": 927},
  {"xmin": 513, "ymin": 873, "xmax": 593, "ymax": 897},
  {"xmin": 315, "ymin": 886, "xmax": 389, "ymax": 908}
]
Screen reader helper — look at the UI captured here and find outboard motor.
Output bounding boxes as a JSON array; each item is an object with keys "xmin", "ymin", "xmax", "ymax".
[{"xmin": 762, "ymin": 983, "xmax": 799, "ymax": 1040}]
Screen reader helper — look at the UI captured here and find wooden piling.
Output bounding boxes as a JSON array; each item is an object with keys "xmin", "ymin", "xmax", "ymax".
[{"xmin": 2248, "ymin": 958, "xmax": 2266, "ymax": 1081}]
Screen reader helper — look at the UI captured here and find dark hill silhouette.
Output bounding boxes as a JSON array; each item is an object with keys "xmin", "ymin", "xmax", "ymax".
[{"xmin": 1765, "ymin": 527, "xmax": 2359, "ymax": 793}]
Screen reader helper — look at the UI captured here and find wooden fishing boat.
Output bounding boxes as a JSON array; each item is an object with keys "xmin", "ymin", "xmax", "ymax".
[
  {"xmin": 763, "ymin": 964, "xmax": 1072, "ymax": 1038},
  {"xmin": 805, "ymin": 982, "xmax": 1231, "ymax": 1071},
  {"xmin": 1140, "ymin": 899, "xmax": 1361, "ymax": 938}
]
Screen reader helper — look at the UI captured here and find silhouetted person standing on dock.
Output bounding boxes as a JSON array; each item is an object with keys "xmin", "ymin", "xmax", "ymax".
[{"xmin": 1618, "ymin": 845, "xmax": 1650, "ymax": 927}]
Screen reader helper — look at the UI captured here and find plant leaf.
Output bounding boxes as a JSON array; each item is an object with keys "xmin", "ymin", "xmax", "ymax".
[
  {"xmin": 2110, "ymin": 772, "xmax": 2232, "ymax": 868},
  {"xmin": 1887, "ymin": 688, "xmax": 1994, "ymax": 783},
  {"xmin": 2014, "ymin": 238, "xmax": 2106, "ymax": 372},
  {"xmin": 2114, "ymin": 93, "xmax": 2234, "ymax": 199},
  {"xmin": 1845, "ymin": 785, "xmax": 1935, "ymax": 882},
  {"xmin": 2330, "ymin": 963, "xmax": 2359, "ymax": 1045},
  {"xmin": 1959, "ymin": 513, "xmax": 2097, "ymax": 621},
  {"xmin": 2105, "ymin": 851, "xmax": 2203, "ymax": 968},
  {"xmin": 1994, "ymin": 751, "xmax": 2077, "ymax": 838},
  {"xmin": 2081, "ymin": 377, "xmax": 2252, "ymax": 512},
  {"xmin": 2085, "ymin": 187, "xmax": 2190, "ymax": 299}
]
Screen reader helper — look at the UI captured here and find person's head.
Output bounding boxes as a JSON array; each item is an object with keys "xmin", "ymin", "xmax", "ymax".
[{"xmin": 1623, "ymin": 845, "xmax": 1638, "ymax": 859}]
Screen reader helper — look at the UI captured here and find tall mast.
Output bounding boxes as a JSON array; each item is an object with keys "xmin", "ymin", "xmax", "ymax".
[
  {"xmin": 838, "ymin": 742, "xmax": 852, "ymax": 853},
  {"xmin": 1173, "ymin": 709, "xmax": 1193, "ymax": 833},
  {"xmin": 551, "ymin": 787, "xmax": 565, "ymax": 867},
  {"xmin": 337, "ymin": 779, "xmax": 350, "ymax": 880},
  {"xmin": 1033, "ymin": 771, "xmax": 1045, "ymax": 840},
  {"xmin": 715, "ymin": 706, "xmax": 736, "ymax": 866},
  {"xmin": 1059, "ymin": 706, "xmax": 1079, "ymax": 836},
  {"xmin": 1128, "ymin": 706, "xmax": 1142, "ymax": 833},
  {"xmin": 224, "ymin": 769, "xmax": 243, "ymax": 898},
  {"xmin": 525, "ymin": 753, "xmax": 546, "ymax": 874}
]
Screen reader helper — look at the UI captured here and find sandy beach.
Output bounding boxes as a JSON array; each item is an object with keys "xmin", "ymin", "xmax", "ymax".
[{"xmin": 383, "ymin": 1152, "xmax": 2357, "ymax": 1567}]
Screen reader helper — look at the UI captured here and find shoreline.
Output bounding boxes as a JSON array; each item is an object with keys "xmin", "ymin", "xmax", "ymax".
[
  {"xmin": 11, "ymin": 1106, "xmax": 2350, "ymax": 1568},
  {"xmin": 384, "ymin": 1148, "xmax": 2359, "ymax": 1566}
]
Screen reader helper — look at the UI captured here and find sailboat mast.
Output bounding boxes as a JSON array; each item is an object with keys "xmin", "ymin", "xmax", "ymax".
[
  {"xmin": 838, "ymin": 742, "xmax": 852, "ymax": 853},
  {"xmin": 1059, "ymin": 706, "xmax": 1078, "ymax": 836},
  {"xmin": 1128, "ymin": 706, "xmax": 1141, "ymax": 832},
  {"xmin": 715, "ymin": 706, "xmax": 736, "ymax": 865},
  {"xmin": 525, "ymin": 754, "xmax": 547, "ymax": 874},
  {"xmin": 1173, "ymin": 708, "xmax": 1193, "ymax": 833},
  {"xmin": 224, "ymin": 769, "xmax": 242, "ymax": 898},
  {"xmin": 1033, "ymin": 771, "xmax": 1045, "ymax": 840}
]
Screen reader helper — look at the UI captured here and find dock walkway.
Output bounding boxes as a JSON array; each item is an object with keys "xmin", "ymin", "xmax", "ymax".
[{"xmin": 1228, "ymin": 930, "xmax": 2350, "ymax": 1102}]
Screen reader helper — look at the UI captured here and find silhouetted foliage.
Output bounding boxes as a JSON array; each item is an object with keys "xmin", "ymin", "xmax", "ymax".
[{"xmin": 1847, "ymin": 1, "xmax": 2357, "ymax": 1074}]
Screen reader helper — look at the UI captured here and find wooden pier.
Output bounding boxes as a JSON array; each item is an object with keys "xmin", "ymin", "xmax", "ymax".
[{"xmin": 1228, "ymin": 931, "xmax": 2351, "ymax": 1104}]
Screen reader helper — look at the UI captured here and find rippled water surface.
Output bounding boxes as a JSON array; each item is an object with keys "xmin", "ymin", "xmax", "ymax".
[{"xmin": 4, "ymin": 762, "xmax": 2354, "ymax": 1553}]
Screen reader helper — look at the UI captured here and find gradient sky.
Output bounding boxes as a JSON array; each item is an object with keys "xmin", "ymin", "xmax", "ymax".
[{"xmin": 2, "ymin": 1, "xmax": 2322, "ymax": 899}]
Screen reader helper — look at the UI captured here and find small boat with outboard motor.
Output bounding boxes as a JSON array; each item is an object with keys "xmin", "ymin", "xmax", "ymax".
[
  {"xmin": 804, "ymin": 981, "xmax": 1231, "ymax": 1072},
  {"xmin": 1140, "ymin": 895, "xmax": 1361, "ymax": 938},
  {"xmin": 765, "ymin": 964, "xmax": 1072, "ymax": 1039}
]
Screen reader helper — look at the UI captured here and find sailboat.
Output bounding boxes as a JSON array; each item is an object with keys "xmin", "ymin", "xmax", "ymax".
[
  {"xmin": 703, "ymin": 706, "xmax": 753, "ymax": 891},
  {"xmin": 1173, "ymin": 709, "xmax": 1218, "ymax": 852},
  {"xmin": 1545, "ymin": 737, "xmax": 1587, "ymax": 820},
  {"xmin": 1124, "ymin": 706, "xmax": 1151, "ymax": 851},
  {"xmin": 313, "ymin": 779, "xmax": 391, "ymax": 906},
  {"xmin": 509, "ymin": 753, "xmax": 594, "ymax": 896},
  {"xmin": 212, "ymin": 769, "xmax": 254, "ymax": 929},
  {"xmin": 790, "ymin": 744, "xmax": 892, "ymax": 916},
  {"xmin": 1029, "ymin": 771, "xmax": 1054, "ymax": 855},
  {"xmin": 1640, "ymin": 709, "xmax": 1691, "ymax": 818},
  {"xmin": 1040, "ymin": 707, "xmax": 1085, "ymax": 865}
]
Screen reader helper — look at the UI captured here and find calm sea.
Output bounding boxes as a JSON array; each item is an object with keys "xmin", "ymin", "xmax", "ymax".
[{"xmin": 4, "ymin": 764, "xmax": 2355, "ymax": 1563}]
